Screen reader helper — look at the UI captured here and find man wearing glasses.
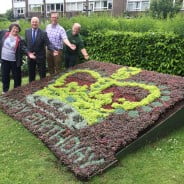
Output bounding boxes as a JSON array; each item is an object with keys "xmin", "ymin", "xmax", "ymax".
[{"xmin": 46, "ymin": 12, "xmax": 76, "ymax": 75}]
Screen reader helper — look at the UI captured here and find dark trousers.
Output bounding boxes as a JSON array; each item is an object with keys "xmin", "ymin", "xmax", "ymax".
[
  {"xmin": 28, "ymin": 59, "xmax": 46, "ymax": 82},
  {"xmin": 65, "ymin": 54, "xmax": 78, "ymax": 68},
  {"xmin": 47, "ymin": 50, "xmax": 62, "ymax": 75},
  {"xmin": 1, "ymin": 60, "xmax": 21, "ymax": 92}
]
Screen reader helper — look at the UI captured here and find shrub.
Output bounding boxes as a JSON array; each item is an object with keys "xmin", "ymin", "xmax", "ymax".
[{"xmin": 85, "ymin": 31, "xmax": 184, "ymax": 76}]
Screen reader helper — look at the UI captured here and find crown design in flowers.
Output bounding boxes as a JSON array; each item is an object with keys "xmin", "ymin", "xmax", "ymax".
[{"xmin": 28, "ymin": 66, "xmax": 168, "ymax": 126}]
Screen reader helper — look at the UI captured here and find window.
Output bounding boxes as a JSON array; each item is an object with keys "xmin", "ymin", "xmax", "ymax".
[
  {"xmin": 127, "ymin": 0, "xmax": 149, "ymax": 11},
  {"xmin": 108, "ymin": 3, "xmax": 112, "ymax": 9},
  {"xmin": 14, "ymin": 0, "xmax": 25, "ymax": 2},
  {"xmin": 51, "ymin": 4, "xmax": 55, "ymax": 11},
  {"xmin": 95, "ymin": 2, "xmax": 100, "ymax": 10},
  {"xmin": 127, "ymin": 2, "xmax": 134, "ymax": 11},
  {"xmin": 103, "ymin": 1, "xmax": 108, "ymax": 8},
  {"xmin": 47, "ymin": 4, "xmax": 51, "ymax": 12},
  {"xmin": 56, "ymin": 4, "xmax": 61, "ymax": 11},
  {"xmin": 135, "ymin": 2, "xmax": 141, "ymax": 10},
  {"xmin": 77, "ymin": 2, "xmax": 83, "ymax": 11},
  {"xmin": 61, "ymin": 4, "xmax": 63, "ymax": 11},
  {"xmin": 14, "ymin": 7, "xmax": 24, "ymax": 17},
  {"xmin": 67, "ymin": 3, "xmax": 77, "ymax": 11},
  {"xmin": 142, "ymin": 1, "xmax": 149, "ymax": 11},
  {"xmin": 29, "ymin": 4, "xmax": 42, "ymax": 12},
  {"xmin": 47, "ymin": 4, "xmax": 63, "ymax": 12}
]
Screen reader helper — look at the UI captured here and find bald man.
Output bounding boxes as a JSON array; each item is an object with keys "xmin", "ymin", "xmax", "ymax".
[
  {"xmin": 25, "ymin": 17, "xmax": 57, "ymax": 82},
  {"xmin": 64, "ymin": 23, "xmax": 89, "ymax": 68}
]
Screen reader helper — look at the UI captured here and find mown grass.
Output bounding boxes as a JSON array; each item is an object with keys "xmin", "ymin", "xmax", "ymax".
[{"xmin": 0, "ymin": 77, "xmax": 184, "ymax": 184}]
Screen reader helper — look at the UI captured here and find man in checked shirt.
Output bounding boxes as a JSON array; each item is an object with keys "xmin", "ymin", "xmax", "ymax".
[{"xmin": 46, "ymin": 12, "xmax": 76, "ymax": 75}]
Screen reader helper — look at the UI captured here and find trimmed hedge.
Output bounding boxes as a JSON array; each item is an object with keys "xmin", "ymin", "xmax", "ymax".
[{"xmin": 85, "ymin": 31, "xmax": 184, "ymax": 76}]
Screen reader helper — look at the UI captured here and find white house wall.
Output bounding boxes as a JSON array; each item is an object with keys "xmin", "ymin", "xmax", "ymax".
[
  {"xmin": 46, "ymin": 0, "xmax": 64, "ymax": 3},
  {"xmin": 13, "ymin": 2, "xmax": 25, "ymax": 8},
  {"xmin": 28, "ymin": 0, "xmax": 43, "ymax": 5}
]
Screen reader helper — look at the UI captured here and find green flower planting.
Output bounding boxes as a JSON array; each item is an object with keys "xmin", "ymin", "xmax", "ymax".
[{"xmin": 35, "ymin": 67, "xmax": 161, "ymax": 125}]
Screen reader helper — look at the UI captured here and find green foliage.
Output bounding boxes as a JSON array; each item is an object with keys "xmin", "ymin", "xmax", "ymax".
[
  {"xmin": 85, "ymin": 31, "xmax": 184, "ymax": 76},
  {"xmin": 163, "ymin": 14, "xmax": 184, "ymax": 36},
  {"xmin": 0, "ymin": 19, "xmax": 11, "ymax": 30},
  {"xmin": 4, "ymin": 9, "xmax": 14, "ymax": 21},
  {"xmin": 60, "ymin": 14, "xmax": 160, "ymax": 35},
  {"xmin": 1, "ymin": 14, "xmax": 184, "ymax": 76},
  {"xmin": 150, "ymin": 0, "xmax": 182, "ymax": 19}
]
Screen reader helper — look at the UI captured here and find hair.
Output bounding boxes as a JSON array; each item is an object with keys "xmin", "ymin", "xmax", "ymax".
[
  {"xmin": 73, "ymin": 23, "xmax": 81, "ymax": 30},
  {"xmin": 50, "ymin": 12, "xmax": 59, "ymax": 18},
  {"xmin": 31, "ymin": 17, "xmax": 40, "ymax": 23},
  {"xmin": 9, "ymin": 23, "xmax": 21, "ymax": 32}
]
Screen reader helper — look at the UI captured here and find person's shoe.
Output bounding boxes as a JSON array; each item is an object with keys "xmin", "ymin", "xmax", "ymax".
[{"xmin": 1, "ymin": 91, "xmax": 6, "ymax": 95}]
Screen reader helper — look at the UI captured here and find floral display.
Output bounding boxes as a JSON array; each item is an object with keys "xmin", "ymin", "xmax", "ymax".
[{"xmin": 0, "ymin": 60, "xmax": 184, "ymax": 180}]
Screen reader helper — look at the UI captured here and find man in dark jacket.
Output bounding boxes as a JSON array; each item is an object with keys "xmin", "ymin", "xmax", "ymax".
[
  {"xmin": 25, "ymin": 17, "xmax": 57, "ymax": 82},
  {"xmin": 64, "ymin": 23, "xmax": 89, "ymax": 68},
  {"xmin": 0, "ymin": 23, "xmax": 35, "ymax": 94}
]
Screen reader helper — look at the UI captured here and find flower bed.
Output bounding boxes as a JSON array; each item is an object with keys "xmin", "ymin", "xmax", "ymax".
[{"xmin": 0, "ymin": 60, "xmax": 184, "ymax": 180}]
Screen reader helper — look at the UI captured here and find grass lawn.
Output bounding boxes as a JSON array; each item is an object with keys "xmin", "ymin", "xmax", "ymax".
[{"xmin": 0, "ymin": 77, "xmax": 184, "ymax": 184}]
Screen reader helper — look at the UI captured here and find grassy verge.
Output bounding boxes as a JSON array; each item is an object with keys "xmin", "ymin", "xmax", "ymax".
[{"xmin": 0, "ymin": 77, "xmax": 183, "ymax": 184}]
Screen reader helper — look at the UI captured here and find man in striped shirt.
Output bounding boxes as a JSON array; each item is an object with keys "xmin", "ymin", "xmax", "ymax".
[{"xmin": 46, "ymin": 12, "xmax": 76, "ymax": 75}]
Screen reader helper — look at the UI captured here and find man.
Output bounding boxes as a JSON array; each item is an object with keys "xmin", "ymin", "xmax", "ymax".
[
  {"xmin": 46, "ymin": 12, "xmax": 76, "ymax": 75},
  {"xmin": 25, "ymin": 17, "xmax": 57, "ymax": 82},
  {"xmin": 64, "ymin": 23, "xmax": 89, "ymax": 68}
]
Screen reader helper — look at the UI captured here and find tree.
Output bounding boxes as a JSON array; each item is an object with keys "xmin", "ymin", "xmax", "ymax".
[
  {"xmin": 150, "ymin": 0, "xmax": 183, "ymax": 19},
  {"xmin": 5, "ymin": 9, "xmax": 14, "ymax": 21}
]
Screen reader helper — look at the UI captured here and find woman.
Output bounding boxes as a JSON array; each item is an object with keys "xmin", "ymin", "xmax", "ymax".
[{"xmin": 0, "ymin": 23, "xmax": 35, "ymax": 94}]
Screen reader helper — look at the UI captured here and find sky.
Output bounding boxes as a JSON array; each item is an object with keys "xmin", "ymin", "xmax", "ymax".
[{"xmin": 0, "ymin": 0, "xmax": 12, "ymax": 14}]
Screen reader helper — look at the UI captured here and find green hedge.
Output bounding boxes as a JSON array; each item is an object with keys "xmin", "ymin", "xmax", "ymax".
[
  {"xmin": 85, "ymin": 31, "xmax": 184, "ymax": 76},
  {"xmin": 1, "ymin": 15, "xmax": 184, "ymax": 76}
]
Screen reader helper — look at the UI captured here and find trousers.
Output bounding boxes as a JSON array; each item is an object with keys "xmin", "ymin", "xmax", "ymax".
[{"xmin": 1, "ymin": 60, "xmax": 21, "ymax": 92}]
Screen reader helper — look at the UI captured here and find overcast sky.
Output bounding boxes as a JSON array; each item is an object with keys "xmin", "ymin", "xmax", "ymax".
[{"xmin": 0, "ymin": 0, "xmax": 12, "ymax": 14}]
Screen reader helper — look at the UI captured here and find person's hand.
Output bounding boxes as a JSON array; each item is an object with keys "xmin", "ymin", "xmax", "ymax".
[
  {"xmin": 28, "ymin": 52, "xmax": 36, "ymax": 59},
  {"xmin": 53, "ymin": 50, "xmax": 58, "ymax": 56},
  {"xmin": 70, "ymin": 44, "xmax": 76, "ymax": 50},
  {"xmin": 84, "ymin": 54, "xmax": 89, "ymax": 60}
]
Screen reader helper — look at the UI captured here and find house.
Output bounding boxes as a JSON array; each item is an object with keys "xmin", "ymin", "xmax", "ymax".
[
  {"xmin": 12, "ymin": 0, "xmax": 184, "ymax": 19},
  {"xmin": 12, "ymin": 0, "xmax": 112, "ymax": 18}
]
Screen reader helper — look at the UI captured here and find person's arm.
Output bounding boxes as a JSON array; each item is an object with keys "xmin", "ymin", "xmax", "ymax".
[
  {"xmin": 78, "ymin": 36, "xmax": 89, "ymax": 60},
  {"xmin": 20, "ymin": 39, "xmax": 36, "ymax": 59},
  {"xmin": 63, "ymin": 38, "xmax": 76, "ymax": 50},
  {"xmin": 0, "ymin": 30, "xmax": 7, "ymax": 40},
  {"xmin": 81, "ymin": 48, "xmax": 89, "ymax": 60}
]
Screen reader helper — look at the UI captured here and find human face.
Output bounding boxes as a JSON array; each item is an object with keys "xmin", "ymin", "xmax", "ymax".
[
  {"xmin": 51, "ymin": 13, "xmax": 59, "ymax": 25},
  {"xmin": 72, "ymin": 26, "xmax": 80, "ymax": 36},
  {"xmin": 10, "ymin": 26, "xmax": 19, "ymax": 36},
  {"xmin": 31, "ymin": 18, "xmax": 39, "ymax": 29}
]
